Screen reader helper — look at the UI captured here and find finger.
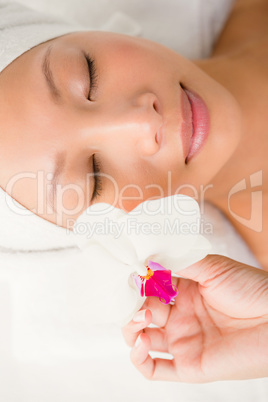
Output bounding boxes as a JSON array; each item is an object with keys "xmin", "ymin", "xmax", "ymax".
[
  {"xmin": 122, "ymin": 309, "xmax": 152, "ymax": 347},
  {"xmin": 144, "ymin": 327, "xmax": 168, "ymax": 352},
  {"xmin": 178, "ymin": 255, "xmax": 268, "ymax": 318},
  {"xmin": 143, "ymin": 297, "xmax": 172, "ymax": 327},
  {"xmin": 130, "ymin": 332, "xmax": 178, "ymax": 381},
  {"xmin": 177, "ymin": 254, "xmax": 235, "ymax": 284}
]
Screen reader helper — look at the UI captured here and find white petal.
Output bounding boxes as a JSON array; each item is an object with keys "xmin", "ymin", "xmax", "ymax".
[
  {"xmin": 125, "ymin": 195, "xmax": 202, "ymax": 263},
  {"xmin": 73, "ymin": 204, "xmax": 137, "ymax": 264},
  {"xmin": 79, "ymin": 244, "xmax": 143, "ymax": 324}
]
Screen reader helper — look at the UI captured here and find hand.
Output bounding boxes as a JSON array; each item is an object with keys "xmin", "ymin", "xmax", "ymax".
[{"xmin": 122, "ymin": 255, "xmax": 268, "ymax": 382}]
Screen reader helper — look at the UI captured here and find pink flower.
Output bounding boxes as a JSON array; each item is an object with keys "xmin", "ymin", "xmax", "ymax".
[{"xmin": 133, "ymin": 260, "xmax": 178, "ymax": 304}]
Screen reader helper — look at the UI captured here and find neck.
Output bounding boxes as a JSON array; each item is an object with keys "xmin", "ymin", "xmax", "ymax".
[{"xmin": 192, "ymin": 52, "xmax": 257, "ymax": 207}]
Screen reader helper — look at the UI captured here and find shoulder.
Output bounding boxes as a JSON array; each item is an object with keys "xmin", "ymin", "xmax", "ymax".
[
  {"xmin": 212, "ymin": 0, "xmax": 268, "ymax": 57},
  {"xmin": 220, "ymin": 191, "xmax": 268, "ymax": 271}
]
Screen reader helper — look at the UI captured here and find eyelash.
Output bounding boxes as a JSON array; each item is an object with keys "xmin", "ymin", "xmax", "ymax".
[
  {"xmin": 85, "ymin": 54, "xmax": 98, "ymax": 101},
  {"xmin": 92, "ymin": 154, "xmax": 102, "ymax": 200}
]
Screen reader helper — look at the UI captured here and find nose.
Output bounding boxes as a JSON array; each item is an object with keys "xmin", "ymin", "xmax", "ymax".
[
  {"xmin": 88, "ymin": 91, "xmax": 163, "ymax": 158},
  {"xmin": 130, "ymin": 91, "xmax": 163, "ymax": 157}
]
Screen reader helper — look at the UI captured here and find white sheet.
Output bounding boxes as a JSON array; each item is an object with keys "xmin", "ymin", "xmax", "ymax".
[
  {"xmin": 1, "ymin": 0, "xmax": 267, "ymax": 401},
  {"xmin": 16, "ymin": 0, "xmax": 235, "ymax": 58}
]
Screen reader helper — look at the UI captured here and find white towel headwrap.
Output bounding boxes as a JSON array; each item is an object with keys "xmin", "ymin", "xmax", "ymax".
[
  {"xmin": 0, "ymin": 1, "xmax": 82, "ymax": 251},
  {"xmin": 0, "ymin": 1, "xmax": 82, "ymax": 73},
  {"xmin": 0, "ymin": 186, "xmax": 77, "ymax": 251}
]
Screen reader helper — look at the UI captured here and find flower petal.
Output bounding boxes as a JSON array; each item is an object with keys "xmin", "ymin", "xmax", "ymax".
[
  {"xmin": 80, "ymin": 244, "xmax": 144, "ymax": 325},
  {"xmin": 144, "ymin": 268, "xmax": 178, "ymax": 304},
  {"xmin": 147, "ymin": 260, "xmax": 167, "ymax": 272},
  {"xmin": 126, "ymin": 195, "xmax": 210, "ymax": 267},
  {"xmin": 132, "ymin": 273, "xmax": 144, "ymax": 297}
]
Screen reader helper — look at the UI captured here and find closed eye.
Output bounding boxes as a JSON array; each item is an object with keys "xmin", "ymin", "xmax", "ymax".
[
  {"xmin": 91, "ymin": 154, "xmax": 102, "ymax": 201},
  {"xmin": 84, "ymin": 53, "xmax": 98, "ymax": 101}
]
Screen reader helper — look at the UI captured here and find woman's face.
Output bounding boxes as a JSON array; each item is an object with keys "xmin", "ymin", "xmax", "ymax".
[{"xmin": 0, "ymin": 31, "xmax": 241, "ymax": 229}]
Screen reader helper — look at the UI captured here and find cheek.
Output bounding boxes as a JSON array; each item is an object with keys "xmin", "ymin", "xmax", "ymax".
[
  {"xmin": 94, "ymin": 37, "xmax": 177, "ymax": 92},
  {"xmin": 98, "ymin": 169, "xmax": 164, "ymax": 212}
]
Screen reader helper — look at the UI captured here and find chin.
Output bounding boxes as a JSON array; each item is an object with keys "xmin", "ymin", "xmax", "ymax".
[{"xmin": 191, "ymin": 84, "xmax": 242, "ymax": 186}]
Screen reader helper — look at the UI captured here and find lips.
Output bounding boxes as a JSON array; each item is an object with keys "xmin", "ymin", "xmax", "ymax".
[{"xmin": 180, "ymin": 86, "xmax": 210, "ymax": 163}]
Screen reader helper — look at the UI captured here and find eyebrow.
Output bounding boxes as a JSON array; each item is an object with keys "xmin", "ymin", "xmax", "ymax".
[
  {"xmin": 42, "ymin": 45, "xmax": 62, "ymax": 103},
  {"xmin": 48, "ymin": 151, "xmax": 66, "ymax": 213}
]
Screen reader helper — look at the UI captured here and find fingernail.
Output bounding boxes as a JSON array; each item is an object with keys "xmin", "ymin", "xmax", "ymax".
[
  {"xmin": 135, "ymin": 334, "xmax": 142, "ymax": 348},
  {"xmin": 133, "ymin": 310, "xmax": 146, "ymax": 323}
]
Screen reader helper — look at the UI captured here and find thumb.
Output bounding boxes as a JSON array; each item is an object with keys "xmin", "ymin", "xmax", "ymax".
[
  {"xmin": 177, "ymin": 254, "xmax": 268, "ymax": 318},
  {"xmin": 177, "ymin": 254, "xmax": 239, "ymax": 284}
]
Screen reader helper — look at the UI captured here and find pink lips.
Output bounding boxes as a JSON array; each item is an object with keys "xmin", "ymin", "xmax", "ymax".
[{"xmin": 180, "ymin": 86, "xmax": 210, "ymax": 163}]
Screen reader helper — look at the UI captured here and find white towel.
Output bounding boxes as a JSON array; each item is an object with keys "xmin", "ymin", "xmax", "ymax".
[{"xmin": 0, "ymin": 1, "xmax": 83, "ymax": 74}]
